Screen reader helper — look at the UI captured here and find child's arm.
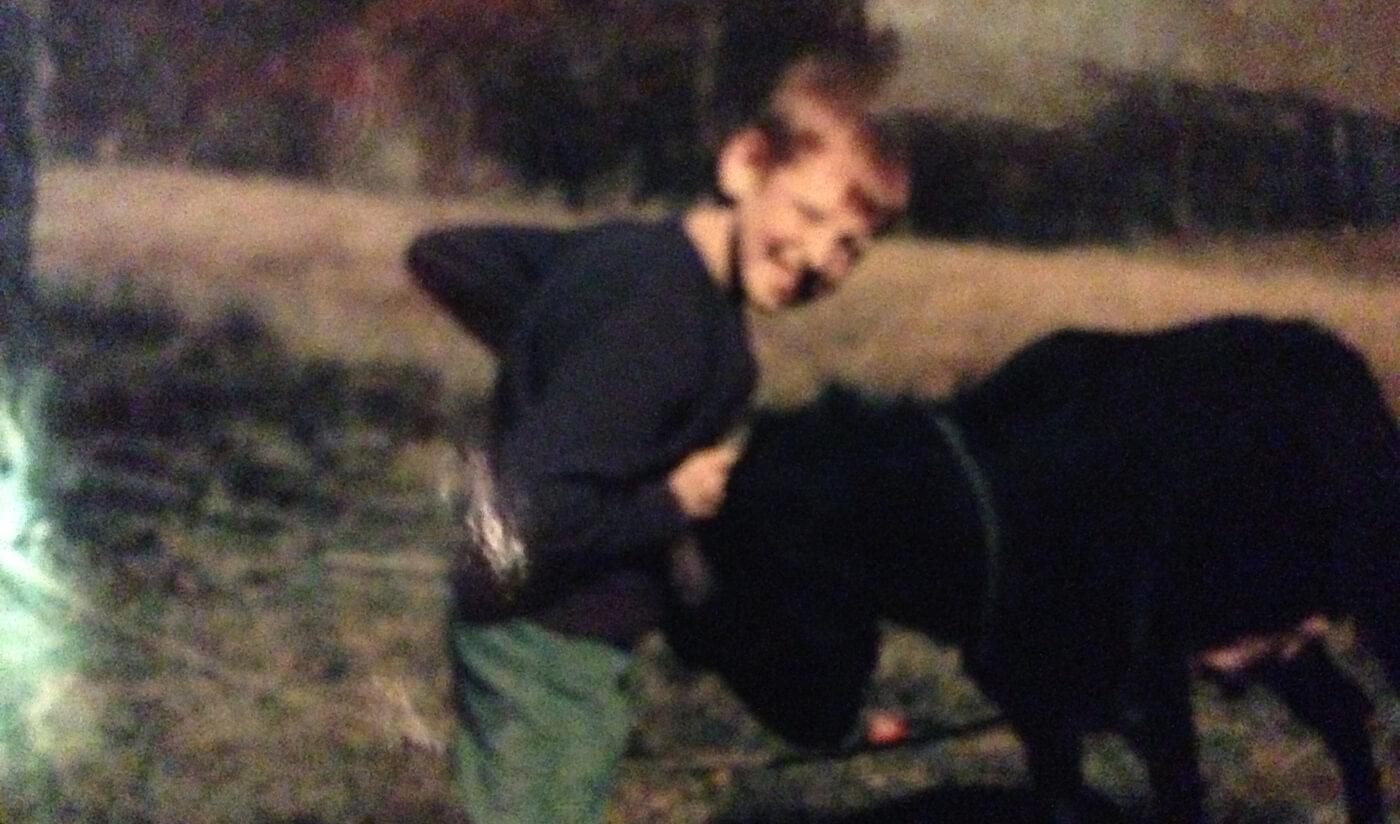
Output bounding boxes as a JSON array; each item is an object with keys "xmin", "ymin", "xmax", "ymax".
[
  {"xmin": 491, "ymin": 273, "xmax": 716, "ymax": 575},
  {"xmin": 405, "ymin": 225, "xmax": 568, "ymax": 353}
]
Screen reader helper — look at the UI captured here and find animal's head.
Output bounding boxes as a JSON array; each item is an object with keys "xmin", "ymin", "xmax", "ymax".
[
  {"xmin": 711, "ymin": 385, "xmax": 928, "ymax": 553},
  {"xmin": 673, "ymin": 386, "xmax": 951, "ymax": 744},
  {"xmin": 712, "ymin": 387, "xmax": 862, "ymax": 538},
  {"xmin": 672, "ymin": 386, "xmax": 899, "ymax": 745},
  {"xmin": 691, "ymin": 385, "xmax": 982, "ymax": 641}
]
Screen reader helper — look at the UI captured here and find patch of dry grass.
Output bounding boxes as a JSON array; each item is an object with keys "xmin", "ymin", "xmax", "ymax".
[
  {"xmin": 751, "ymin": 235, "xmax": 1400, "ymax": 409},
  {"xmin": 33, "ymin": 163, "xmax": 661, "ymax": 397},
  {"xmin": 36, "ymin": 162, "xmax": 1400, "ymax": 410}
]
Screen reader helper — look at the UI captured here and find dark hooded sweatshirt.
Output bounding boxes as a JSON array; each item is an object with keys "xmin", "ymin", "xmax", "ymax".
[{"xmin": 408, "ymin": 220, "xmax": 755, "ymax": 645}]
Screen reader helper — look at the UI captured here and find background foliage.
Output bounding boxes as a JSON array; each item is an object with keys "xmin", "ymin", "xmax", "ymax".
[
  {"xmin": 37, "ymin": 0, "xmax": 1400, "ymax": 245},
  {"xmin": 39, "ymin": 0, "xmax": 874, "ymax": 202}
]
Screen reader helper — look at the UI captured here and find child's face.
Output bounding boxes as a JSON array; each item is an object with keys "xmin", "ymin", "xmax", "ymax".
[{"xmin": 732, "ymin": 138, "xmax": 903, "ymax": 313}]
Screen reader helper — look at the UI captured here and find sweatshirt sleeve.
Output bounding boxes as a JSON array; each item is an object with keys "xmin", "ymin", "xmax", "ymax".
[
  {"xmin": 405, "ymin": 225, "xmax": 567, "ymax": 353},
  {"xmin": 493, "ymin": 268, "xmax": 706, "ymax": 576}
]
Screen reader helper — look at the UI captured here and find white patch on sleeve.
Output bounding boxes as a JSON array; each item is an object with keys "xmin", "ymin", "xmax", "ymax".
[{"xmin": 460, "ymin": 450, "xmax": 529, "ymax": 587}]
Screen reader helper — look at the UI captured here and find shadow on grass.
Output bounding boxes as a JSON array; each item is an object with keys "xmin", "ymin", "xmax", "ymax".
[{"xmin": 718, "ymin": 785, "xmax": 1138, "ymax": 824}]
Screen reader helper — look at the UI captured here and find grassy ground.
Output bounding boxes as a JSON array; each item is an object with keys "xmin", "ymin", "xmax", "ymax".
[{"xmin": 3, "ymin": 163, "xmax": 1397, "ymax": 823}]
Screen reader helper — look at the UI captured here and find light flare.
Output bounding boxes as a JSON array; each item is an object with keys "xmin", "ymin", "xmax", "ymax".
[
  {"xmin": 0, "ymin": 380, "xmax": 40, "ymax": 580},
  {"xmin": 0, "ymin": 364, "xmax": 68, "ymax": 769},
  {"xmin": 460, "ymin": 449, "xmax": 529, "ymax": 587},
  {"xmin": 0, "ymin": 367, "xmax": 64, "ymax": 631}
]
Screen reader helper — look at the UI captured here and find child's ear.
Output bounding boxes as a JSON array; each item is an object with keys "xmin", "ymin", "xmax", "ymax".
[{"xmin": 717, "ymin": 128, "xmax": 769, "ymax": 202}]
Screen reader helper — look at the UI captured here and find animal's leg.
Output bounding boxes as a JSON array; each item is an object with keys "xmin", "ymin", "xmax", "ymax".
[
  {"xmin": 1123, "ymin": 658, "xmax": 1207, "ymax": 824},
  {"xmin": 1260, "ymin": 641, "xmax": 1384, "ymax": 824},
  {"xmin": 1341, "ymin": 450, "xmax": 1400, "ymax": 691},
  {"xmin": 1118, "ymin": 536, "xmax": 1208, "ymax": 823},
  {"xmin": 1358, "ymin": 614, "xmax": 1400, "ymax": 692},
  {"xmin": 1011, "ymin": 711, "xmax": 1087, "ymax": 824}
]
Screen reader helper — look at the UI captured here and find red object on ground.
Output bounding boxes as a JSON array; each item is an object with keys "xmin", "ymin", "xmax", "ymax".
[{"xmin": 864, "ymin": 709, "xmax": 910, "ymax": 746}]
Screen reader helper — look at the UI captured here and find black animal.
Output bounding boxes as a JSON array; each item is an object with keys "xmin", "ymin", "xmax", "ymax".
[{"xmin": 667, "ymin": 315, "xmax": 1400, "ymax": 824}]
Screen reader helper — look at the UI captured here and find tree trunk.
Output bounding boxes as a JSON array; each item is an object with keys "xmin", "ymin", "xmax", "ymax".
[
  {"xmin": 2, "ymin": 1, "xmax": 40, "ymax": 550},
  {"xmin": 1, "ymin": 0, "xmax": 36, "ymax": 329}
]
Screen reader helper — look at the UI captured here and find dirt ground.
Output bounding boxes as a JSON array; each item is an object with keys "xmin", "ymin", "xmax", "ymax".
[{"xmin": 3, "ymin": 164, "xmax": 1397, "ymax": 823}]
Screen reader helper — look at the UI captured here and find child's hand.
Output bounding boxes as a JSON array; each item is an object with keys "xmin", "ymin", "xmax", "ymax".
[{"xmin": 668, "ymin": 442, "xmax": 741, "ymax": 520}]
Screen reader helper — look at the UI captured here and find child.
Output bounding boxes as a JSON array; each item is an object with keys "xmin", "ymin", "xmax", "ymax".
[{"xmin": 408, "ymin": 48, "xmax": 909, "ymax": 824}]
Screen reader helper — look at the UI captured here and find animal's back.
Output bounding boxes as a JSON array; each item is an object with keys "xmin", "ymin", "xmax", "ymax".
[{"xmin": 954, "ymin": 315, "xmax": 1398, "ymax": 649}]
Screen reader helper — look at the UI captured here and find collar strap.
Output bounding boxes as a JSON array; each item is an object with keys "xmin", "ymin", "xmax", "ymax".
[{"xmin": 929, "ymin": 413, "xmax": 1003, "ymax": 663}]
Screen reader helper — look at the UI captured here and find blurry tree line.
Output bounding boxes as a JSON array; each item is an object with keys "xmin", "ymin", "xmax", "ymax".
[
  {"xmin": 29, "ymin": 0, "xmax": 1400, "ymax": 241},
  {"xmin": 36, "ymin": 0, "xmax": 875, "ymax": 203},
  {"xmin": 900, "ymin": 64, "xmax": 1400, "ymax": 245}
]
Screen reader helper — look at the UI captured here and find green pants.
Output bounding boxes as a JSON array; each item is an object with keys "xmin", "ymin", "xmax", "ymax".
[{"xmin": 450, "ymin": 618, "xmax": 638, "ymax": 824}]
